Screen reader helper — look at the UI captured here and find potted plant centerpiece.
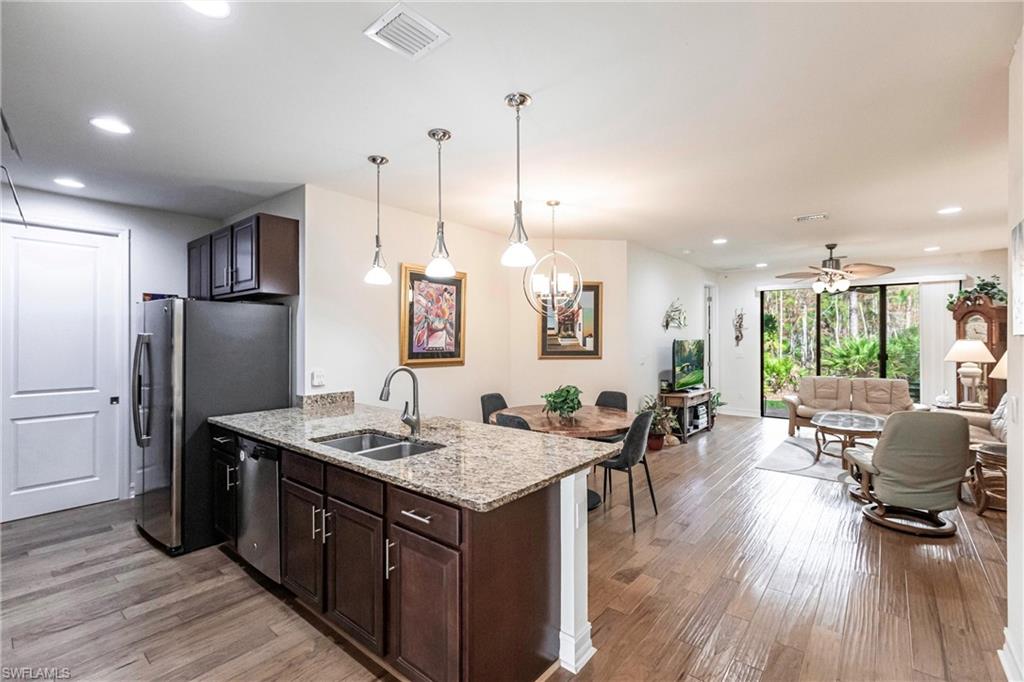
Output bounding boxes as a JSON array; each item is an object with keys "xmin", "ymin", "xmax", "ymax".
[
  {"xmin": 638, "ymin": 395, "xmax": 679, "ymax": 451},
  {"xmin": 542, "ymin": 385, "xmax": 583, "ymax": 424}
]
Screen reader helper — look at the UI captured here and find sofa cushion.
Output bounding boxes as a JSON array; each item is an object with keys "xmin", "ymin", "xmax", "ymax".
[
  {"xmin": 969, "ymin": 424, "xmax": 1000, "ymax": 445},
  {"xmin": 990, "ymin": 394, "xmax": 1008, "ymax": 442},
  {"xmin": 797, "ymin": 377, "xmax": 852, "ymax": 411},
  {"xmin": 851, "ymin": 378, "xmax": 913, "ymax": 416},
  {"xmin": 796, "ymin": 405, "xmax": 822, "ymax": 418}
]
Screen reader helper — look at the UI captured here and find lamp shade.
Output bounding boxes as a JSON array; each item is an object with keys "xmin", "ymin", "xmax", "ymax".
[
  {"xmin": 989, "ymin": 352, "xmax": 1008, "ymax": 380},
  {"xmin": 943, "ymin": 339, "xmax": 996, "ymax": 364}
]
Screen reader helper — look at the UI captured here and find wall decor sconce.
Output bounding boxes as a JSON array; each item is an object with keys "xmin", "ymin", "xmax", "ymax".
[{"xmin": 662, "ymin": 299, "xmax": 686, "ymax": 331}]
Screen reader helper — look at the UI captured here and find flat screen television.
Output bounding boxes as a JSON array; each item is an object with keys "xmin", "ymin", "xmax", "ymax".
[{"xmin": 672, "ymin": 339, "xmax": 705, "ymax": 391}]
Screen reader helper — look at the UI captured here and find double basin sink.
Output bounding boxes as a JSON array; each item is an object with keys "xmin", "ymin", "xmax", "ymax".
[{"xmin": 314, "ymin": 431, "xmax": 441, "ymax": 462}]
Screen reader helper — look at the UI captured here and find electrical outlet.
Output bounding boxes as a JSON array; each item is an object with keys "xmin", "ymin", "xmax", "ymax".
[{"xmin": 311, "ymin": 369, "xmax": 326, "ymax": 388}]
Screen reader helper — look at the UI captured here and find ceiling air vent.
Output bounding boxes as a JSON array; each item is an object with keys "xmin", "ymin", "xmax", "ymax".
[
  {"xmin": 794, "ymin": 212, "xmax": 829, "ymax": 223},
  {"xmin": 364, "ymin": 4, "xmax": 450, "ymax": 61}
]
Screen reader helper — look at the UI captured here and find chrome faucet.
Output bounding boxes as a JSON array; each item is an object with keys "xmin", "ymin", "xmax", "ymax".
[{"xmin": 379, "ymin": 366, "xmax": 421, "ymax": 437}]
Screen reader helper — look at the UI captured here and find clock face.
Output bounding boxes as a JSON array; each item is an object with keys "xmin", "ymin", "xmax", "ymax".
[{"xmin": 965, "ymin": 314, "xmax": 988, "ymax": 342}]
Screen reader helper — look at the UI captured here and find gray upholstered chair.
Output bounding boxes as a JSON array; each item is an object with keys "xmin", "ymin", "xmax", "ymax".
[
  {"xmin": 592, "ymin": 391, "xmax": 629, "ymax": 444},
  {"xmin": 480, "ymin": 393, "xmax": 508, "ymax": 424},
  {"xmin": 599, "ymin": 410, "xmax": 656, "ymax": 533},
  {"xmin": 495, "ymin": 413, "xmax": 530, "ymax": 430},
  {"xmin": 844, "ymin": 411, "xmax": 970, "ymax": 537}
]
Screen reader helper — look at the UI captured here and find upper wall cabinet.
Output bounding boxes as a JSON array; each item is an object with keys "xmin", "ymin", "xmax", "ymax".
[{"xmin": 189, "ymin": 213, "xmax": 299, "ymax": 300}]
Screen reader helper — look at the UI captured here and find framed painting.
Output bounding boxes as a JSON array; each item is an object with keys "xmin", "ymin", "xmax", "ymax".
[
  {"xmin": 399, "ymin": 263, "xmax": 467, "ymax": 367},
  {"xmin": 538, "ymin": 281, "xmax": 602, "ymax": 359},
  {"xmin": 1013, "ymin": 221, "xmax": 1024, "ymax": 335}
]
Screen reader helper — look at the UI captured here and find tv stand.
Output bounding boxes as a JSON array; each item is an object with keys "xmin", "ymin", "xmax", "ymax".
[{"xmin": 660, "ymin": 388, "xmax": 713, "ymax": 443}]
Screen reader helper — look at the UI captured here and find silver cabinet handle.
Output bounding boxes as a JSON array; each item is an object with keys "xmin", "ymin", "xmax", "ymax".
[
  {"xmin": 311, "ymin": 507, "xmax": 320, "ymax": 540},
  {"xmin": 223, "ymin": 266, "xmax": 229, "ymax": 287},
  {"xmin": 225, "ymin": 464, "xmax": 238, "ymax": 490},
  {"xmin": 400, "ymin": 509, "xmax": 432, "ymax": 525},
  {"xmin": 130, "ymin": 333, "xmax": 152, "ymax": 447},
  {"xmin": 321, "ymin": 509, "xmax": 332, "ymax": 545},
  {"xmin": 385, "ymin": 540, "xmax": 396, "ymax": 580},
  {"xmin": 213, "ymin": 436, "xmax": 233, "ymax": 445}
]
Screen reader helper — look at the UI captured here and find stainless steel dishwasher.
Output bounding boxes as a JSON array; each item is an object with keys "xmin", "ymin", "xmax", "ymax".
[{"xmin": 237, "ymin": 437, "xmax": 281, "ymax": 583}]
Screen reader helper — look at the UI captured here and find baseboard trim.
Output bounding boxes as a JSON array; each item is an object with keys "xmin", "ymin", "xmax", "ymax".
[
  {"xmin": 716, "ymin": 407, "xmax": 761, "ymax": 419},
  {"xmin": 559, "ymin": 625, "xmax": 596, "ymax": 673},
  {"xmin": 1001, "ymin": 630, "xmax": 1024, "ymax": 682}
]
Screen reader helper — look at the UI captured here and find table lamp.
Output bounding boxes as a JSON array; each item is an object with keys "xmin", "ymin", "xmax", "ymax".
[
  {"xmin": 944, "ymin": 339, "xmax": 996, "ymax": 408},
  {"xmin": 989, "ymin": 352, "xmax": 1007, "ymax": 381}
]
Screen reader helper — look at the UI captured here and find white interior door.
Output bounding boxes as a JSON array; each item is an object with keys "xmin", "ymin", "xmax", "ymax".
[{"xmin": 2, "ymin": 223, "xmax": 123, "ymax": 521}]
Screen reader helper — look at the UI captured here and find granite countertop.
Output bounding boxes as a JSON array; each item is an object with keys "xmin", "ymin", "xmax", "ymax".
[{"xmin": 209, "ymin": 404, "xmax": 621, "ymax": 512}]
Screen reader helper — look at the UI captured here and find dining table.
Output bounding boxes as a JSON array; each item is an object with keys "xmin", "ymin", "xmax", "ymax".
[{"xmin": 489, "ymin": 404, "xmax": 633, "ymax": 510}]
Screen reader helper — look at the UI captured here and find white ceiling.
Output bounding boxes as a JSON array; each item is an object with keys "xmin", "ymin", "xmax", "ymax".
[{"xmin": 2, "ymin": 2, "xmax": 1021, "ymax": 271}]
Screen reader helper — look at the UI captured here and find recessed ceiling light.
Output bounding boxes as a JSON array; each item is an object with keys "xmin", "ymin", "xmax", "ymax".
[
  {"xmin": 54, "ymin": 177, "xmax": 85, "ymax": 189},
  {"xmin": 183, "ymin": 1, "xmax": 230, "ymax": 19},
  {"xmin": 924, "ymin": 246, "xmax": 941, "ymax": 252},
  {"xmin": 794, "ymin": 212, "xmax": 829, "ymax": 223},
  {"xmin": 681, "ymin": 249, "xmax": 692, "ymax": 255},
  {"xmin": 89, "ymin": 116, "xmax": 132, "ymax": 135},
  {"xmin": 712, "ymin": 238, "xmax": 728, "ymax": 245},
  {"xmin": 937, "ymin": 206, "xmax": 962, "ymax": 215},
  {"xmin": 755, "ymin": 263, "xmax": 768, "ymax": 268}
]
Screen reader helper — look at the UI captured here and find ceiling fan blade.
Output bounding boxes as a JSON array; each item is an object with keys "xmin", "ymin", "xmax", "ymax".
[
  {"xmin": 776, "ymin": 272, "xmax": 818, "ymax": 280},
  {"xmin": 843, "ymin": 263, "xmax": 895, "ymax": 277}
]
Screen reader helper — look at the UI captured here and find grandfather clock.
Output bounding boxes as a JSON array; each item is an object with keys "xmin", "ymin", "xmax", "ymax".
[{"xmin": 951, "ymin": 294, "xmax": 1007, "ymax": 410}]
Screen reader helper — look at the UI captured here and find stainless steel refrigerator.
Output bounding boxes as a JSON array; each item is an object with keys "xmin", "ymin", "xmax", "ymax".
[{"xmin": 131, "ymin": 299, "xmax": 290, "ymax": 555}]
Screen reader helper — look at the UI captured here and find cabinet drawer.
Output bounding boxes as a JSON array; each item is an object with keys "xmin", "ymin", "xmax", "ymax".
[
  {"xmin": 282, "ymin": 451, "xmax": 324, "ymax": 490},
  {"xmin": 387, "ymin": 487, "xmax": 460, "ymax": 547},
  {"xmin": 210, "ymin": 425, "xmax": 237, "ymax": 454},
  {"xmin": 326, "ymin": 467, "xmax": 383, "ymax": 515}
]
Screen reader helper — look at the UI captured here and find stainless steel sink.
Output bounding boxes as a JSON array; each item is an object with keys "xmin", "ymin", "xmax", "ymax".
[{"xmin": 314, "ymin": 432, "xmax": 441, "ymax": 461}]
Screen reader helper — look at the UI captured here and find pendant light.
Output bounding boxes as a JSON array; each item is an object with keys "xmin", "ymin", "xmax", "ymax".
[
  {"xmin": 363, "ymin": 155, "xmax": 392, "ymax": 286},
  {"xmin": 500, "ymin": 92, "xmax": 536, "ymax": 267},
  {"xmin": 425, "ymin": 128, "xmax": 456, "ymax": 279},
  {"xmin": 523, "ymin": 200, "xmax": 582, "ymax": 316}
]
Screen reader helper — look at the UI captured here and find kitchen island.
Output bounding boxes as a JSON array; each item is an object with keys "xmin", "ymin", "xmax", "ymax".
[{"xmin": 209, "ymin": 403, "xmax": 617, "ymax": 681}]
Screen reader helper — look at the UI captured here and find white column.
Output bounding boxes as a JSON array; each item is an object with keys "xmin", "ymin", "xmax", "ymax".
[{"xmin": 559, "ymin": 470, "xmax": 595, "ymax": 673}]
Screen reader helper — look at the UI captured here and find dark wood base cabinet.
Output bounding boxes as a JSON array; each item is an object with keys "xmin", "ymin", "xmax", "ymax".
[{"xmin": 268, "ymin": 447, "xmax": 559, "ymax": 682}]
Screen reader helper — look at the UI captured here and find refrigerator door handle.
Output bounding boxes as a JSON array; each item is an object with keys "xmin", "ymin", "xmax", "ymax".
[{"xmin": 131, "ymin": 333, "xmax": 152, "ymax": 447}]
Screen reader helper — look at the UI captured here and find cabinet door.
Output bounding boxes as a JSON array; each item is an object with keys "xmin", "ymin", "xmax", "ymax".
[
  {"xmin": 187, "ymin": 235, "xmax": 211, "ymax": 300},
  {"xmin": 210, "ymin": 227, "xmax": 232, "ymax": 297},
  {"xmin": 231, "ymin": 217, "xmax": 258, "ymax": 293},
  {"xmin": 211, "ymin": 450, "xmax": 237, "ymax": 544},
  {"xmin": 325, "ymin": 498, "xmax": 384, "ymax": 655},
  {"xmin": 281, "ymin": 479, "xmax": 324, "ymax": 609},
  {"xmin": 388, "ymin": 524, "xmax": 460, "ymax": 682}
]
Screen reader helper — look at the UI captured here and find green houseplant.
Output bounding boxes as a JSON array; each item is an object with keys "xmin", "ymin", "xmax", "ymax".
[
  {"xmin": 638, "ymin": 395, "xmax": 679, "ymax": 451},
  {"xmin": 946, "ymin": 275, "xmax": 1008, "ymax": 310},
  {"xmin": 542, "ymin": 385, "xmax": 583, "ymax": 422}
]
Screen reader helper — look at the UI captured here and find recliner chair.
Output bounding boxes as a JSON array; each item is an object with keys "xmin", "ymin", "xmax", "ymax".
[{"xmin": 844, "ymin": 411, "xmax": 970, "ymax": 537}]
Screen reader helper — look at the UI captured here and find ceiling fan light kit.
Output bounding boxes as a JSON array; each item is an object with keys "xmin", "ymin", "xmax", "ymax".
[{"xmin": 778, "ymin": 243, "xmax": 894, "ymax": 293}]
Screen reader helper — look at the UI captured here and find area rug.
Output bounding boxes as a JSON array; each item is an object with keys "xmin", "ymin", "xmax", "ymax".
[{"xmin": 755, "ymin": 436, "xmax": 852, "ymax": 482}]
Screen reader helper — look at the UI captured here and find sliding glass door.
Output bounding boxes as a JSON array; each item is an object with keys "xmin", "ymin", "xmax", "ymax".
[{"xmin": 760, "ymin": 284, "xmax": 920, "ymax": 417}]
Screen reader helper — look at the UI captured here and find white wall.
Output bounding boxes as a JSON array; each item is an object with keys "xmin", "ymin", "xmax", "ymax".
[
  {"xmin": 224, "ymin": 186, "xmax": 306, "ymax": 397},
  {"xmin": 1002, "ymin": 25, "xmax": 1024, "ymax": 682},
  {"xmin": 302, "ymin": 184, "xmax": 510, "ymax": 422},
  {"xmin": 626, "ymin": 243, "xmax": 708, "ymax": 409},
  {"xmin": 715, "ymin": 249, "xmax": 1009, "ymax": 418},
  {"xmin": 4, "ymin": 187, "xmax": 218, "ymax": 496},
  {"xmin": 505, "ymin": 239, "xmax": 630, "ymax": 409}
]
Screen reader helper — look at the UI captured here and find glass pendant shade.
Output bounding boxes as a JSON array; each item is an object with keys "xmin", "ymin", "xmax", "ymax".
[
  {"xmin": 364, "ymin": 155, "xmax": 391, "ymax": 286},
  {"xmin": 812, "ymin": 280, "xmax": 826, "ymax": 294},
  {"xmin": 836, "ymin": 278, "xmax": 850, "ymax": 292},
  {"xmin": 501, "ymin": 241, "xmax": 536, "ymax": 267}
]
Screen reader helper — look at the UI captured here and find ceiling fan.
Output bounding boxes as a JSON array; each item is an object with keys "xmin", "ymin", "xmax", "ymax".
[{"xmin": 776, "ymin": 243, "xmax": 895, "ymax": 293}]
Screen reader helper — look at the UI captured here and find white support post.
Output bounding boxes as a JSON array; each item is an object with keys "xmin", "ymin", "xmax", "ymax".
[{"xmin": 559, "ymin": 470, "xmax": 596, "ymax": 673}]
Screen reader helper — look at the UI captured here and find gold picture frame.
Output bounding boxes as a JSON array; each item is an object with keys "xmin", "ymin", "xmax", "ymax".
[
  {"xmin": 537, "ymin": 281, "xmax": 603, "ymax": 360},
  {"xmin": 399, "ymin": 263, "xmax": 467, "ymax": 367}
]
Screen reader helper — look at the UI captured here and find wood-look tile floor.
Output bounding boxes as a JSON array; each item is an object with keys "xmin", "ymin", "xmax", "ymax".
[{"xmin": 0, "ymin": 416, "xmax": 1007, "ymax": 681}]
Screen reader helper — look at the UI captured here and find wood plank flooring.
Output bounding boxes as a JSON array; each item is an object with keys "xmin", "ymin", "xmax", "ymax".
[{"xmin": 0, "ymin": 415, "xmax": 1007, "ymax": 681}]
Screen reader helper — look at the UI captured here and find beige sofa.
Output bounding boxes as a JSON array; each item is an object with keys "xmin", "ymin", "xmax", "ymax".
[{"xmin": 782, "ymin": 376, "xmax": 925, "ymax": 436}]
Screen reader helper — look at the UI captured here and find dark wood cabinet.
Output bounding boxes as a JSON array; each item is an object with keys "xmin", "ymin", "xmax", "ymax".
[
  {"xmin": 211, "ymin": 449, "xmax": 238, "ymax": 544},
  {"xmin": 187, "ymin": 235, "xmax": 212, "ymax": 300},
  {"xmin": 210, "ymin": 227, "xmax": 232, "ymax": 297},
  {"xmin": 325, "ymin": 498, "xmax": 385, "ymax": 654},
  {"xmin": 388, "ymin": 523, "xmax": 461, "ymax": 682},
  {"xmin": 231, "ymin": 216, "xmax": 258, "ymax": 293},
  {"xmin": 281, "ymin": 478, "xmax": 324, "ymax": 609},
  {"xmin": 189, "ymin": 213, "xmax": 298, "ymax": 301}
]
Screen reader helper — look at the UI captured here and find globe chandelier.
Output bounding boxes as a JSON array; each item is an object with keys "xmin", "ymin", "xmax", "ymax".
[{"xmin": 523, "ymin": 200, "xmax": 582, "ymax": 316}]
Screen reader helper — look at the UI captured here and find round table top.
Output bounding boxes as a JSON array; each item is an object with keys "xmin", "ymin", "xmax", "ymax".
[
  {"xmin": 489, "ymin": 404, "xmax": 633, "ymax": 439},
  {"xmin": 810, "ymin": 410, "xmax": 885, "ymax": 434}
]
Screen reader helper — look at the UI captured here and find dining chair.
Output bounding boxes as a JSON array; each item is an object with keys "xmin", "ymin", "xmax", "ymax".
[
  {"xmin": 599, "ymin": 410, "xmax": 656, "ymax": 533},
  {"xmin": 481, "ymin": 393, "xmax": 508, "ymax": 424},
  {"xmin": 592, "ymin": 391, "xmax": 628, "ymax": 444},
  {"xmin": 495, "ymin": 413, "xmax": 531, "ymax": 430}
]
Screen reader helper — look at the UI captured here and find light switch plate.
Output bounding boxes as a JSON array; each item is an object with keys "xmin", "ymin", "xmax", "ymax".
[{"xmin": 311, "ymin": 369, "xmax": 326, "ymax": 388}]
